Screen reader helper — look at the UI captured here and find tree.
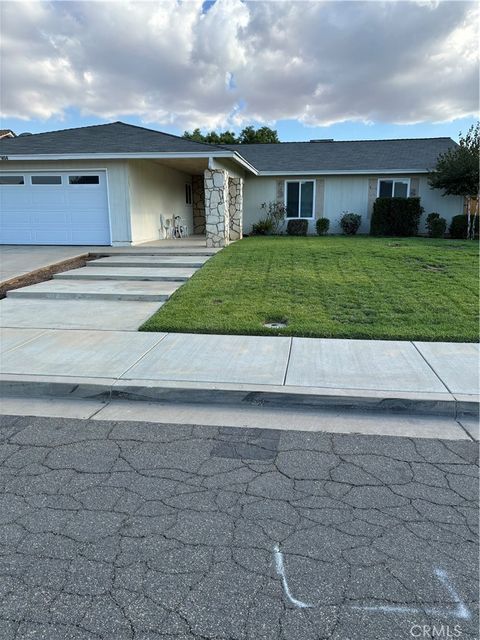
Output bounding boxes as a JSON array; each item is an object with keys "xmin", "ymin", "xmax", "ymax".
[
  {"xmin": 238, "ymin": 125, "xmax": 279, "ymax": 144},
  {"xmin": 183, "ymin": 125, "xmax": 280, "ymax": 145},
  {"xmin": 428, "ymin": 122, "xmax": 479, "ymax": 239}
]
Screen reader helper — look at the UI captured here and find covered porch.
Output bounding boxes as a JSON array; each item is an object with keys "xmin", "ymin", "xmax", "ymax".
[{"xmin": 141, "ymin": 157, "xmax": 244, "ymax": 248}]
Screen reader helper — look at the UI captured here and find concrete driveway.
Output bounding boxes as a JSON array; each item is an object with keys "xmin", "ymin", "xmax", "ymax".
[{"xmin": 0, "ymin": 246, "xmax": 92, "ymax": 283}]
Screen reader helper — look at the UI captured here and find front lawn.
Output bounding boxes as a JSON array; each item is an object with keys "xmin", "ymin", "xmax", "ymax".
[{"xmin": 140, "ymin": 236, "xmax": 479, "ymax": 342}]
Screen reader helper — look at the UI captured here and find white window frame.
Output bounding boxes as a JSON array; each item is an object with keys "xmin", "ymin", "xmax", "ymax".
[
  {"xmin": 185, "ymin": 182, "xmax": 193, "ymax": 206},
  {"xmin": 284, "ymin": 179, "xmax": 316, "ymax": 219},
  {"xmin": 377, "ymin": 178, "xmax": 411, "ymax": 198},
  {"xmin": 30, "ymin": 174, "xmax": 63, "ymax": 186}
]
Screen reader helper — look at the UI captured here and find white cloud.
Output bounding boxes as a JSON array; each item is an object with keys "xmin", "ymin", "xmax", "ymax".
[{"xmin": 1, "ymin": 0, "xmax": 478, "ymax": 129}]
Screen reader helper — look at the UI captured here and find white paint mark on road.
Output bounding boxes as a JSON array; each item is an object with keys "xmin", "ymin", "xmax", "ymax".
[
  {"xmin": 273, "ymin": 544, "xmax": 312, "ymax": 609},
  {"xmin": 352, "ymin": 567, "xmax": 471, "ymax": 620}
]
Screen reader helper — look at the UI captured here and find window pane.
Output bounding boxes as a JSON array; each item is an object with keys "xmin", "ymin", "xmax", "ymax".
[
  {"xmin": 393, "ymin": 181, "xmax": 408, "ymax": 197},
  {"xmin": 286, "ymin": 182, "xmax": 299, "ymax": 217},
  {"xmin": 300, "ymin": 181, "xmax": 314, "ymax": 217},
  {"xmin": 31, "ymin": 175, "xmax": 61, "ymax": 185},
  {"xmin": 69, "ymin": 175, "xmax": 100, "ymax": 185},
  {"xmin": 0, "ymin": 175, "xmax": 24, "ymax": 185},
  {"xmin": 378, "ymin": 180, "xmax": 393, "ymax": 197},
  {"xmin": 185, "ymin": 183, "xmax": 192, "ymax": 205}
]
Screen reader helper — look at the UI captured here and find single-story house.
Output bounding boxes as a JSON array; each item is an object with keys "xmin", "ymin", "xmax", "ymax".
[{"xmin": 0, "ymin": 121, "xmax": 463, "ymax": 247}]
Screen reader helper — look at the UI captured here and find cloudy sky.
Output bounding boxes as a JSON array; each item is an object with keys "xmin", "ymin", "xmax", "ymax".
[{"xmin": 1, "ymin": 0, "xmax": 478, "ymax": 141}]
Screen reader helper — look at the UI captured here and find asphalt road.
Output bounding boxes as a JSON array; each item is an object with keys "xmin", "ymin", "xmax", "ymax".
[{"xmin": 0, "ymin": 414, "xmax": 478, "ymax": 640}]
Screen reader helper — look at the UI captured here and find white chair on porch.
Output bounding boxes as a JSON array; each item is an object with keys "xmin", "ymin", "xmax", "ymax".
[{"xmin": 159, "ymin": 214, "xmax": 174, "ymax": 239}]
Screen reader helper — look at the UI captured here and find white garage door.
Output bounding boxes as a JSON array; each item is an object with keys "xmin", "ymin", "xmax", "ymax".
[{"xmin": 0, "ymin": 171, "xmax": 111, "ymax": 245}]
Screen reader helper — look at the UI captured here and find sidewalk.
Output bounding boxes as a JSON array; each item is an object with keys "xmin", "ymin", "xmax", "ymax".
[{"xmin": 1, "ymin": 327, "xmax": 478, "ymax": 417}]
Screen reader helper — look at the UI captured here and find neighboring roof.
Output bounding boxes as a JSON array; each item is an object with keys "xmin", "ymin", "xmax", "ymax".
[
  {"xmin": 0, "ymin": 120, "xmax": 456, "ymax": 174},
  {"xmin": 0, "ymin": 121, "xmax": 225, "ymax": 155},
  {"xmin": 223, "ymin": 138, "xmax": 457, "ymax": 173},
  {"xmin": 0, "ymin": 129, "xmax": 15, "ymax": 139}
]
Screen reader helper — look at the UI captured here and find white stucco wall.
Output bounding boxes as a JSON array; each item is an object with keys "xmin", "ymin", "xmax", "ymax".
[
  {"xmin": 0, "ymin": 159, "xmax": 131, "ymax": 245},
  {"xmin": 243, "ymin": 174, "xmax": 464, "ymax": 234},
  {"xmin": 127, "ymin": 160, "xmax": 193, "ymax": 244}
]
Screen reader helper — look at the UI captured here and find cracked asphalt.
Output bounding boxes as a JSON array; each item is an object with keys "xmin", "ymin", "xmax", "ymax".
[{"xmin": 0, "ymin": 414, "xmax": 478, "ymax": 640}]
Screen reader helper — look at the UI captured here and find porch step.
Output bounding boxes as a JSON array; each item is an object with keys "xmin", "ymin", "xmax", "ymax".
[
  {"xmin": 7, "ymin": 279, "xmax": 181, "ymax": 302},
  {"xmin": 96, "ymin": 248, "xmax": 218, "ymax": 257},
  {"xmin": 54, "ymin": 266, "xmax": 197, "ymax": 282},
  {"xmin": 87, "ymin": 256, "xmax": 209, "ymax": 269}
]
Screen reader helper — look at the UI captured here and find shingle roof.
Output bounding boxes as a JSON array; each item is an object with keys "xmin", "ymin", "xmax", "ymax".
[
  {"xmin": 222, "ymin": 138, "xmax": 457, "ymax": 172},
  {"xmin": 0, "ymin": 120, "xmax": 456, "ymax": 173},
  {"xmin": 0, "ymin": 121, "xmax": 223, "ymax": 155}
]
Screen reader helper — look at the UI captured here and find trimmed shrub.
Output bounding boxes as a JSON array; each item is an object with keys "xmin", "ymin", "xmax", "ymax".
[
  {"xmin": 370, "ymin": 197, "xmax": 423, "ymax": 237},
  {"xmin": 340, "ymin": 212, "xmax": 362, "ymax": 235},
  {"xmin": 287, "ymin": 219, "xmax": 309, "ymax": 236},
  {"xmin": 287, "ymin": 218, "xmax": 308, "ymax": 236},
  {"xmin": 429, "ymin": 217, "xmax": 447, "ymax": 238},
  {"xmin": 316, "ymin": 217, "xmax": 330, "ymax": 235},
  {"xmin": 449, "ymin": 214, "xmax": 479, "ymax": 239},
  {"xmin": 251, "ymin": 218, "xmax": 273, "ymax": 235}
]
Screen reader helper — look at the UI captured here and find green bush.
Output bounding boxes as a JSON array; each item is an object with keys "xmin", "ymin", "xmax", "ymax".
[
  {"xmin": 370, "ymin": 197, "xmax": 423, "ymax": 236},
  {"xmin": 340, "ymin": 212, "xmax": 362, "ymax": 235},
  {"xmin": 316, "ymin": 217, "xmax": 330, "ymax": 235},
  {"xmin": 426, "ymin": 212, "xmax": 440, "ymax": 234},
  {"xmin": 429, "ymin": 217, "xmax": 447, "ymax": 238},
  {"xmin": 251, "ymin": 218, "xmax": 273, "ymax": 235},
  {"xmin": 449, "ymin": 214, "xmax": 479, "ymax": 239},
  {"xmin": 287, "ymin": 219, "xmax": 309, "ymax": 236}
]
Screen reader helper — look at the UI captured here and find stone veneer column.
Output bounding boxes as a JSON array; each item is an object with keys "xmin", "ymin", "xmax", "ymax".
[
  {"xmin": 192, "ymin": 175, "xmax": 206, "ymax": 234},
  {"xmin": 228, "ymin": 177, "xmax": 243, "ymax": 241},
  {"xmin": 204, "ymin": 169, "xmax": 229, "ymax": 248}
]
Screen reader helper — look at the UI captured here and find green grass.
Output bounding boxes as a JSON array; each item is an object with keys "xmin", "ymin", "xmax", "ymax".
[{"xmin": 140, "ymin": 236, "xmax": 479, "ymax": 342}]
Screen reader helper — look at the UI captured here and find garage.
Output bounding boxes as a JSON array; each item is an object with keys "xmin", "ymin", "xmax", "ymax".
[{"xmin": 0, "ymin": 171, "xmax": 111, "ymax": 245}]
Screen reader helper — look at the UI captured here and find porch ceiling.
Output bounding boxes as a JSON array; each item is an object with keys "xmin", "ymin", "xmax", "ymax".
[{"xmin": 151, "ymin": 157, "xmax": 210, "ymax": 175}]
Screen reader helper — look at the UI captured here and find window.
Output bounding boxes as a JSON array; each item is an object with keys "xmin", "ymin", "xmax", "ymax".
[
  {"xmin": 185, "ymin": 183, "xmax": 192, "ymax": 205},
  {"xmin": 285, "ymin": 180, "xmax": 315, "ymax": 218},
  {"xmin": 31, "ymin": 175, "xmax": 62, "ymax": 185},
  {"xmin": 69, "ymin": 175, "xmax": 100, "ymax": 185},
  {"xmin": 0, "ymin": 175, "xmax": 24, "ymax": 185},
  {"xmin": 378, "ymin": 179, "xmax": 409, "ymax": 198}
]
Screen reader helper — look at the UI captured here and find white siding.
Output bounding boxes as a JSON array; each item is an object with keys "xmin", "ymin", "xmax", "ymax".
[
  {"xmin": 243, "ymin": 175, "xmax": 370, "ymax": 234},
  {"xmin": 417, "ymin": 176, "xmax": 464, "ymax": 232},
  {"xmin": 244, "ymin": 174, "xmax": 465, "ymax": 235},
  {"xmin": 243, "ymin": 176, "xmax": 277, "ymax": 233},
  {"xmin": 0, "ymin": 159, "xmax": 130, "ymax": 245},
  {"xmin": 323, "ymin": 176, "xmax": 369, "ymax": 233},
  {"xmin": 127, "ymin": 160, "xmax": 193, "ymax": 244}
]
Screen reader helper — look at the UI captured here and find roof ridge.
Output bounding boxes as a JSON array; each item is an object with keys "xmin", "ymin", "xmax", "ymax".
[
  {"xmin": 2, "ymin": 121, "xmax": 117, "ymax": 139},
  {"xmin": 1, "ymin": 121, "xmax": 228, "ymax": 151},
  {"xmin": 224, "ymin": 136, "xmax": 454, "ymax": 146},
  {"xmin": 113, "ymin": 121, "xmax": 228, "ymax": 151}
]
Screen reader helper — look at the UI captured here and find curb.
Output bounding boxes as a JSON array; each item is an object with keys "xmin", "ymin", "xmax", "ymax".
[{"xmin": 1, "ymin": 375, "xmax": 478, "ymax": 419}]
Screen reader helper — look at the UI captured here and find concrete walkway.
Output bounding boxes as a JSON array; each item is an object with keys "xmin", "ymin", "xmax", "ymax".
[
  {"xmin": 0, "ymin": 327, "xmax": 478, "ymax": 418},
  {"xmin": 0, "ymin": 238, "xmax": 216, "ymax": 330}
]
